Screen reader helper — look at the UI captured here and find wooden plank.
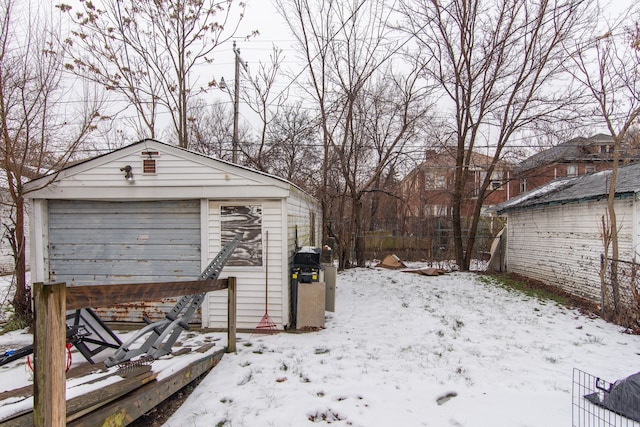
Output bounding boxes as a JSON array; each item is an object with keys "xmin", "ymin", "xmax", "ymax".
[
  {"xmin": 1, "ymin": 369, "xmax": 157, "ymax": 426},
  {"xmin": 227, "ymin": 277, "xmax": 237, "ymax": 353},
  {"xmin": 66, "ymin": 371, "xmax": 157, "ymax": 423},
  {"xmin": 0, "ymin": 363, "xmax": 107, "ymax": 403},
  {"xmin": 66, "ymin": 349, "xmax": 225, "ymax": 427},
  {"xmin": 195, "ymin": 343, "xmax": 216, "ymax": 353},
  {"xmin": 66, "ymin": 279, "xmax": 229, "ymax": 310},
  {"xmin": 171, "ymin": 348, "xmax": 192, "ymax": 357},
  {"xmin": 33, "ymin": 282, "xmax": 66, "ymax": 427}
]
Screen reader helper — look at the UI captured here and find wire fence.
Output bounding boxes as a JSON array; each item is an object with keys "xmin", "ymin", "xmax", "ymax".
[
  {"xmin": 572, "ymin": 368, "xmax": 640, "ymax": 427},
  {"xmin": 600, "ymin": 256, "xmax": 640, "ymax": 319}
]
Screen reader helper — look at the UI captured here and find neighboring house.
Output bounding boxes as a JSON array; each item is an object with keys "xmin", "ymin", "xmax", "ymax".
[
  {"xmin": 398, "ymin": 149, "xmax": 515, "ymax": 233},
  {"xmin": 0, "ymin": 188, "xmax": 29, "ymax": 275},
  {"xmin": 24, "ymin": 139, "xmax": 322, "ymax": 330},
  {"xmin": 495, "ymin": 162, "xmax": 640, "ymax": 305},
  {"xmin": 0, "ymin": 188, "xmax": 14, "ymax": 274},
  {"xmin": 514, "ymin": 133, "xmax": 638, "ymax": 194}
]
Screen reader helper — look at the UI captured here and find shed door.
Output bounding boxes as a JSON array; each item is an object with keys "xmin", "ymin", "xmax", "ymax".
[{"xmin": 48, "ymin": 200, "xmax": 201, "ymax": 322}]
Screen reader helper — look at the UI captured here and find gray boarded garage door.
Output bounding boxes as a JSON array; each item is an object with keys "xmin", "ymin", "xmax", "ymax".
[{"xmin": 48, "ymin": 200, "xmax": 201, "ymax": 322}]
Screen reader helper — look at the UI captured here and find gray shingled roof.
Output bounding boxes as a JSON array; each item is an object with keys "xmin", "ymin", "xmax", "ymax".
[
  {"xmin": 514, "ymin": 133, "xmax": 614, "ymax": 174},
  {"xmin": 497, "ymin": 162, "xmax": 640, "ymax": 214}
]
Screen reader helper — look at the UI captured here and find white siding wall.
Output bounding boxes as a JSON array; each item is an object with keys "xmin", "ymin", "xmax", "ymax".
[
  {"xmin": 36, "ymin": 145, "xmax": 289, "ymax": 200},
  {"xmin": 0, "ymin": 202, "xmax": 15, "ymax": 274},
  {"xmin": 0, "ymin": 197, "xmax": 29, "ymax": 274},
  {"xmin": 635, "ymin": 195, "xmax": 640, "ymax": 257},
  {"xmin": 287, "ymin": 187, "xmax": 322, "ymax": 254},
  {"xmin": 204, "ymin": 199, "xmax": 285, "ymax": 330},
  {"xmin": 25, "ymin": 141, "xmax": 322, "ymax": 330},
  {"xmin": 506, "ymin": 198, "xmax": 635, "ymax": 303}
]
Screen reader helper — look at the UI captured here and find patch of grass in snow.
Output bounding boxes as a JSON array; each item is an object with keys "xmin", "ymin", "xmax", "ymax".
[
  {"xmin": 238, "ymin": 371, "xmax": 253, "ymax": 385},
  {"xmin": 0, "ymin": 314, "xmax": 29, "ymax": 334},
  {"xmin": 308, "ymin": 409, "xmax": 345, "ymax": 423},
  {"xmin": 452, "ymin": 366, "xmax": 474, "ymax": 385},
  {"xmin": 545, "ymin": 355, "xmax": 560, "ymax": 364},
  {"xmin": 299, "ymin": 373, "xmax": 311, "ymax": 383},
  {"xmin": 579, "ymin": 334, "xmax": 604, "ymax": 345},
  {"xmin": 478, "ymin": 274, "xmax": 570, "ymax": 307}
]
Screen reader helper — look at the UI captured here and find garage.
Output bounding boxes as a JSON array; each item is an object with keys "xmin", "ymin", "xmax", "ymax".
[
  {"xmin": 48, "ymin": 199, "xmax": 201, "ymax": 322},
  {"xmin": 26, "ymin": 139, "xmax": 322, "ymax": 329}
]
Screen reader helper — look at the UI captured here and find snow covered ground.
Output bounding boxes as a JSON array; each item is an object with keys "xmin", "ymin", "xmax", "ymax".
[
  {"xmin": 163, "ymin": 266, "xmax": 639, "ymax": 427},
  {"xmin": 0, "ymin": 266, "xmax": 638, "ymax": 426}
]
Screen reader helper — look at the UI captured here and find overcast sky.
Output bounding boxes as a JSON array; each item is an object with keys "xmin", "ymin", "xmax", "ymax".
[{"xmin": 209, "ymin": 0, "xmax": 638, "ymax": 139}]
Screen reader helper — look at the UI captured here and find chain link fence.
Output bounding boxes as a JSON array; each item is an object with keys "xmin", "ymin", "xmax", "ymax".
[{"xmin": 600, "ymin": 255, "xmax": 640, "ymax": 328}]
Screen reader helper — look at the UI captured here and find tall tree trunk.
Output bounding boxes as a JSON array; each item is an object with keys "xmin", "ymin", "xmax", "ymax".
[
  {"xmin": 12, "ymin": 197, "xmax": 31, "ymax": 322},
  {"xmin": 607, "ymin": 137, "xmax": 621, "ymax": 312},
  {"xmin": 354, "ymin": 198, "xmax": 366, "ymax": 267},
  {"xmin": 452, "ymin": 145, "xmax": 466, "ymax": 269}
]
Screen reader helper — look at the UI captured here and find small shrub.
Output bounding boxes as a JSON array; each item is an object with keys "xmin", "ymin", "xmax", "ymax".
[{"xmin": 1, "ymin": 314, "xmax": 29, "ymax": 334}]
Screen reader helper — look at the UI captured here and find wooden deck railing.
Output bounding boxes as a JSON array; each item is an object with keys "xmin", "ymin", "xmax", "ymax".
[{"xmin": 32, "ymin": 277, "xmax": 237, "ymax": 427}]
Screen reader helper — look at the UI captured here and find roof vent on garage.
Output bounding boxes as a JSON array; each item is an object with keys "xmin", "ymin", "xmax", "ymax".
[{"xmin": 141, "ymin": 151, "xmax": 159, "ymax": 174}]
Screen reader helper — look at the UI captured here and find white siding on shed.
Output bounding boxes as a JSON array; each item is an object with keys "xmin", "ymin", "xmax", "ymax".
[
  {"xmin": 26, "ymin": 140, "xmax": 322, "ymax": 330},
  {"xmin": 506, "ymin": 198, "xmax": 635, "ymax": 303},
  {"xmin": 287, "ymin": 186, "xmax": 321, "ymax": 252},
  {"xmin": 0, "ymin": 197, "xmax": 30, "ymax": 274},
  {"xmin": 0, "ymin": 197, "xmax": 14, "ymax": 273},
  {"xmin": 204, "ymin": 199, "xmax": 286, "ymax": 330},
  {"xmin": 203, "ymin": 189, "xmax": 321, "ymax": 330},
  {"xmin": 31, "ymin": 143, "xmax": 290, "ymax": 200}
]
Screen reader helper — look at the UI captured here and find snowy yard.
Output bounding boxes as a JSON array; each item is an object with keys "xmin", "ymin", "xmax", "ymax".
[
  {"xmin": 0, "ymin": 266, "xmax": 638, "ymax": 426},
  {"xmin": 164, "ymin": 266, "xmax": 639, "ymax": 427}
]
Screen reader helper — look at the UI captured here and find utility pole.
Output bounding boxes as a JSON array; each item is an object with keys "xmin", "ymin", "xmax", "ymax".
[
  {"xmin": 219, "ymin": 41, "xmax": 247, "ymax": 164},
  {"xmin": 232, "ymin": 41, "xmax": 247, "ymax": 164}
]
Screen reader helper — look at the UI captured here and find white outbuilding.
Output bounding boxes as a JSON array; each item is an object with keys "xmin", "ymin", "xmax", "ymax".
[
  {"xmin": 495, "ymin": 162, "xmax": 640, "ymax": 305},
  {"xmin": 25, "ymin": 139, "xmax": 322, "ymax": 330}
]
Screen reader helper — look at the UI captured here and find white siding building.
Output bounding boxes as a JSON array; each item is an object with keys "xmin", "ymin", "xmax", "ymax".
[
  {"xmin": 496, "ymin": 163, "xmax": 640, "ymax": 305},
  {"xmin": 0, "ymin": 189, "xmax": 30, "ymax": 275},
  {"xmin": 25, "ymin": 139, "xmax": 322, "ymax": 330}
]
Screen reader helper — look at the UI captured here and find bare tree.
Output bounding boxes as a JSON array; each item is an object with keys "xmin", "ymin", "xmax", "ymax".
[
  {"xmin": 566, "ymin": 10, "xmax": 640, "ymax": 323},
  {"xmin": 399, "ymin": 0, "xmax": 594, "ymax": 270},
  {"xmin": 0, "ymin": 0, "xmax": 102, "ymax": 323},
  {"xmin": 58, "ymin": 0, "xmax": 251, "ymax": 149},
  {"xmin": 243, "ymin": 45, "xmax": 287, "ymax": 172},
  {"xmin": 266, "ymin": 102, "xmax": 321, "ymax": 189},
  {"xmin": 179, "ymin": 98, "xmax": 231, "ymax": 159},
  {"xmin": 277, "ymin": 0, "xmax": 434, "ymax": 267}
]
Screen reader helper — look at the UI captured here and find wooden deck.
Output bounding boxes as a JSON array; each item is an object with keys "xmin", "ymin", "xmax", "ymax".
[{"xmin": 0, "ymin": 346, "xmax": 225, "ymax": 426}]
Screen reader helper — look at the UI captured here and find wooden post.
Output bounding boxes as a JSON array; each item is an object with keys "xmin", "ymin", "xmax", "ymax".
[
  {"xmin": 227, "ymin": 277, "xmax": 237, "ymax": 353},
  {"xmin": 33, "ymin": 282, "xmax": 67, "ymax": 427}
]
